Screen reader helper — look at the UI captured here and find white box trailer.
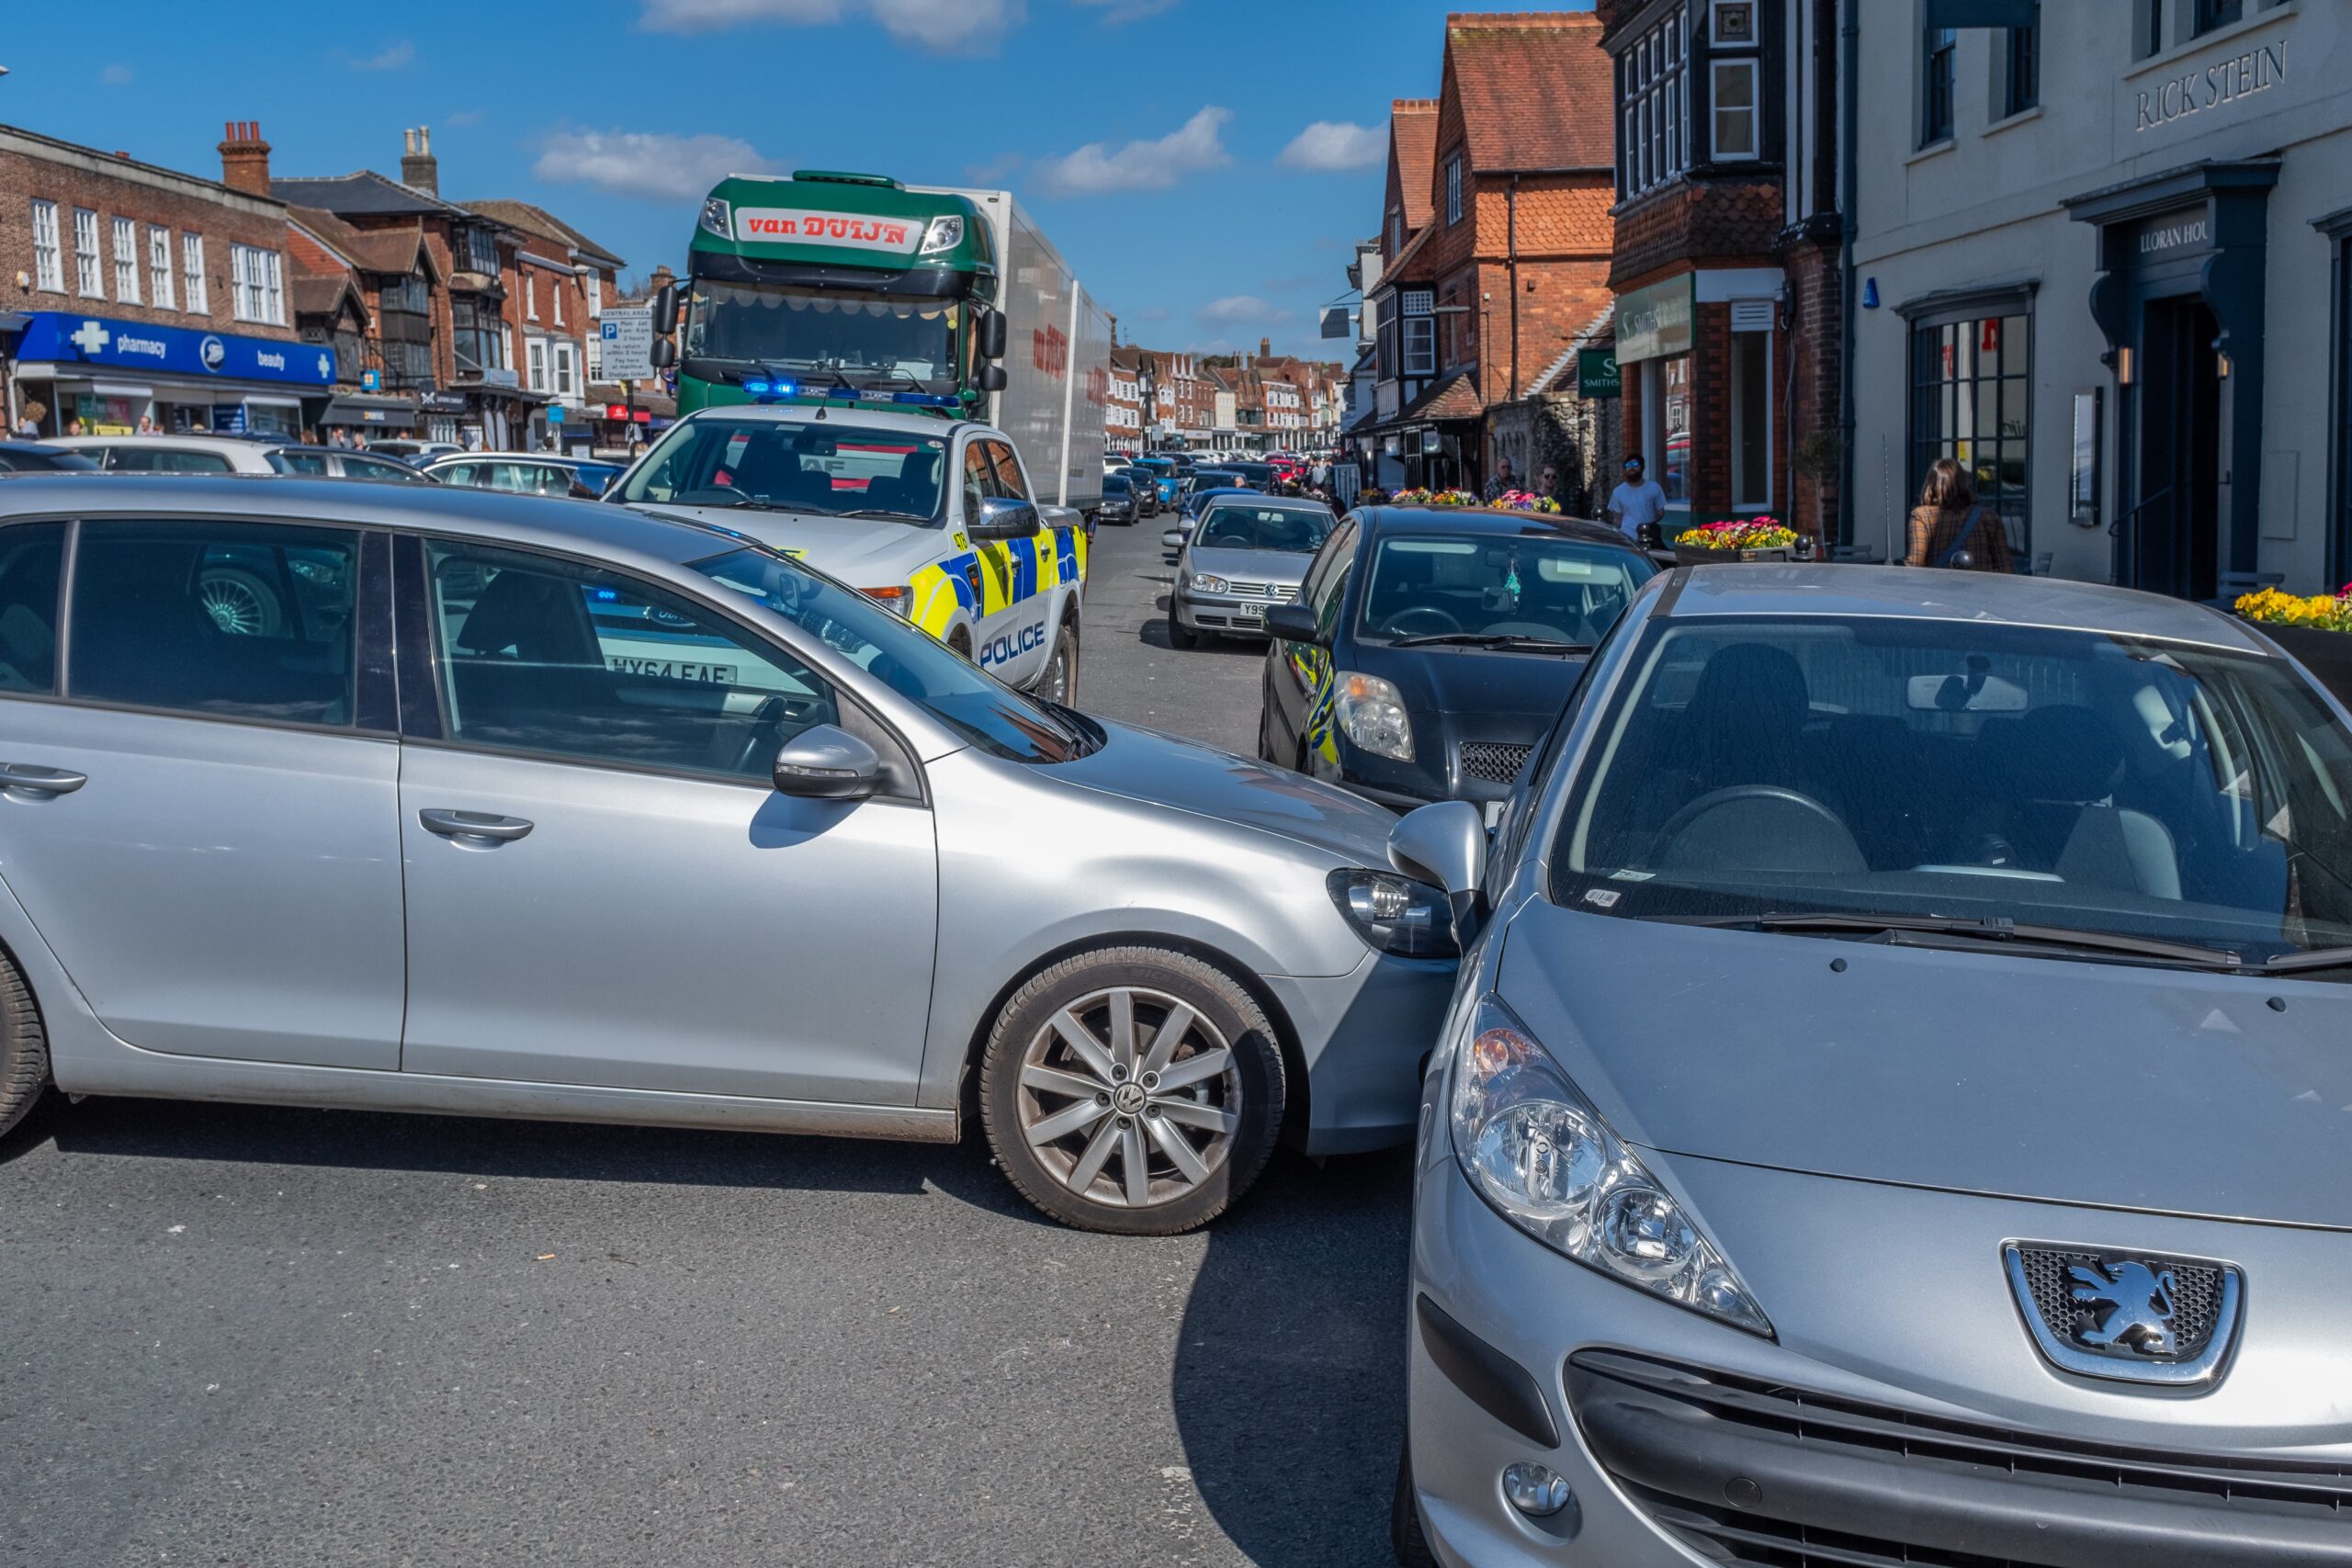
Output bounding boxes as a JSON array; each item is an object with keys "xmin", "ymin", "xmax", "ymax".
[{"xmin": 918, "ymin": 186, "xmax": 1108, "ymax": 519}]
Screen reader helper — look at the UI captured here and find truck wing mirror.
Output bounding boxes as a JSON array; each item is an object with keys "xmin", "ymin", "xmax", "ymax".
[
  {"xmin": 651, "ymin": 282, "xmax": 680, "ymax": 335},
  {"xmin": 977, "ymin": 364, "xmax": 1007, "ymax": 393},
  {"xmin": 979, "ymin": 308, "xmax": 1007, "ymax": 361},
  {"xmin": 650, "ymin": 337, "xmax": 677, "ymax": 370}
]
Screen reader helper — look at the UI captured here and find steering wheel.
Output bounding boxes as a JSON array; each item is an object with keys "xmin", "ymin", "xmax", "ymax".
[
  {"xmin": 1655, "ymin": 784, "xmax": 1849, "ymax": 853},
  {"xmin": 1382, "ymin": 605, "xmax": 1462, "ymax": 638}
]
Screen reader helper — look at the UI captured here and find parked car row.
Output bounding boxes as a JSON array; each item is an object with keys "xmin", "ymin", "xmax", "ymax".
[{"xmin": 5, "ymin": 434, "xmax": 626, "ymax": 498}]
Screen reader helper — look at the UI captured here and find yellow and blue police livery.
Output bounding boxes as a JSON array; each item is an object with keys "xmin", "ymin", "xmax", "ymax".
[{"xmin": 611, "ymin": 404, "xmax": 1086, "ymax": 702}]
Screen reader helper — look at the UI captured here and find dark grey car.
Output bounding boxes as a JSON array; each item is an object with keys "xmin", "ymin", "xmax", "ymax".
[{"xmin": 1396, "ymin": 564, "xmax": 2352, "ymax": 1565}]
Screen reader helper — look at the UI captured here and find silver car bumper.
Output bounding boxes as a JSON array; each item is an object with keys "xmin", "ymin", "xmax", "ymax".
[
  {"xmin": 1265, "ymin": 952, "xmax": 1452, "ymax": 1156},
  {"xmin": 1408, "ymin": 1152, "xmax": 2352, "ymax": 1567},
  {"xmin": 1176, "ymin": 588, "xmax": 1295, "ymax": 636}
]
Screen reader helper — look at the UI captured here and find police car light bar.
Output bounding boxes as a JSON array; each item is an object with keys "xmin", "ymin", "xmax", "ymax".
[{"xmin": 741, "ymin": 377, "xmax": 959, "ymax": 411}]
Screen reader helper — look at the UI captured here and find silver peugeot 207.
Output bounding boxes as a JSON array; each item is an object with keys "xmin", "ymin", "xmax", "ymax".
[
  {"xmin": 0, "ymin": 475, "xmax": 1455, "ymax": 1235},
  {"xmin": 1392, "ymin": 565, "xmax": 2352, "ymax": 1563}
]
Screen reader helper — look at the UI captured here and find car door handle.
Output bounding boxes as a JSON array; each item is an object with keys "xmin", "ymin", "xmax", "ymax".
[
  {"xmin": 418, "ymin": 808, "xmax": 534, "ymax": 843},
  {"xmin": 0, "ymin": 763, "xmax": 87, "ymax": 795}
]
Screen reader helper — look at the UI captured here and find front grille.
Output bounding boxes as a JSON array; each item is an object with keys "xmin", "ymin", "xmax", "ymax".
[
  {"xmin": 2012, "ymin": 1245, "xmax": 2225, "ymax": 1360},
  {"xmin": 1223, "ymin": 580, "xmax": 1293, "ymax": 603},
  {"xmin": 1458, "ymin": 740, "xmax": 1533, "ymax": 785},
  {"xmin": 1569, "ymin": 1350, "xmax": 2352, "ymax": 1568}
]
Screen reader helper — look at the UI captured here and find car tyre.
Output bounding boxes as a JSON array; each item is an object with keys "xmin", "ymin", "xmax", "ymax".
[
  {"xmin": 0, "ymin": 945, "xmax": 50, "ymax": 1144},
  {"xmin": 1038, "ymin": 622, "xmax": 1080, "ymax": 706},
  {"xmin": 197, "ymin": 567, "xmax": 284, "ymax": 638},
  {"xmin": 979, "ymin": 946, "xmax": 1284, "ymax": 1235},
  {"xmin": 1167, "ymin": 604, "xmax": 1199, "ymax": 649},
  {"xmin": 1391, "ymin": 1444, "xmax": 1440, "ymax": 1568}
]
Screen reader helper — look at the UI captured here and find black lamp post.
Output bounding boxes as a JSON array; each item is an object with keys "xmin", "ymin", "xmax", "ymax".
[{"xmin": 1138, "ymin": 366, "xmax": 1158, "ymax": 450}]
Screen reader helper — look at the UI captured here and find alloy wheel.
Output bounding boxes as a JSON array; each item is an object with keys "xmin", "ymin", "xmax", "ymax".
[
  {"xmin": 198, "ymin": 573, "xmax": 276, "ymax": 637},
  {"xmin": 1015, "ymin": 986, "xmax": 1240, "ymax": 1208}
]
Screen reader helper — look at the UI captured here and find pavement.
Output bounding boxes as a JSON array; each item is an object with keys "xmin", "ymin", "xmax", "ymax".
[{"xmin": 0, "ymin": 514, "xmax": 1415, "ymax": 1568}]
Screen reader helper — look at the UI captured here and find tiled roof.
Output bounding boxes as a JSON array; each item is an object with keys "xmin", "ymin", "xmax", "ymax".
[
  {"xmin": 1390, "ymin": 99, "xmax": 1440, "ymax": 233},
  {"xmin": 286, "ymin": 206, "xmax": 432, "ymax": 278},
  {"xmin": 272, "ymin": 170, "xmax": 466, "ymax": 217},
  {"xmin": 459, "ymin": 199, "xmax": 627, "ymax": 268},
  {"xmin": 289, "ymin": 275, "xmax": 366, "ymax": 324},
  {"xmin": 1398, "ymin": 368, "xmax": 1484, "ymax": 423},
  {"xmin": 1510, "ymin": 185, "xmax": 1616, "ymax": 254},
  {"xmin": 1525, "ymin": 303, "xmax": 1615, "ymax": 397},
  {"xmin": 1444, "ymin": 11, "xmax": 1614, "ymax": 173}
]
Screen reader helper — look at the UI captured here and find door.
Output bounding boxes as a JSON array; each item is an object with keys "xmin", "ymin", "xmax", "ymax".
[
  {"xmin": 2132, "ymin": 299, "xmax": 2224, "ymax": 601},
  {"xmin": 1269, "ymin": 518, "xmax": 1356, "ymax": 765},
  {"xmin": 395, "ymin": 537, "xmax": 940, "ymax": 1105},
  {"xmin": 958, "ymin": 435, "xmax": 1057, "ymax": 684},
  {"xmin": 0, "ymin": 518, "xmax": 405, "ymax": 1068}
]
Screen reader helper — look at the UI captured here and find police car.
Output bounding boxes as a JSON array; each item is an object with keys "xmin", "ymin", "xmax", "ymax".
[{"xmin": 610, "ymin": 405, "xmax": 1086, "ymax": 701}]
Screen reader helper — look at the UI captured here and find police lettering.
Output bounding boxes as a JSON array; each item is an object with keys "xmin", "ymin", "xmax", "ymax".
[{"xmin": 977, "ymin": 623, "xmax": 1048, "ymax": 667}]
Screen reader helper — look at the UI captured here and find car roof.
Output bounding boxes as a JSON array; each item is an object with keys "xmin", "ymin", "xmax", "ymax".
[
  {"xmin": 423, "ymin": 451, "xmax": 583, "ymax": 465},
  {"xmin": 51, "ymin": 434, "xmax": 282, "ymax": 450},
  {"xmin": 0, "ymin": 473, "xmax": 739, "ymax": 569},
  {"xmin": 1359, "ymin": 503, "xmax": 1641, "ymax": 552},
  {"xmin": 1196, "ymin": 493, "xmax": 1328, "ymax": 513},
  {"xmin": 1657, "ymin": 562, "xmax": 2265, "ymax": 649}
]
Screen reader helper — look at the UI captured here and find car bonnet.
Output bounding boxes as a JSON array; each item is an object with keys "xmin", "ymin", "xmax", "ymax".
[
  {"xmin": 1496, "ymin": 901, "xmax": 2352, "ymax": 1228},
  {"xmin": 635, "ymin": 503, "xmax": 949, "ymax": 582}
]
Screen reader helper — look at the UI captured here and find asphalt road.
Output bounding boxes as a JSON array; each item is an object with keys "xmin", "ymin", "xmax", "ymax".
[{"xmin": 0, "ymin": 514, "xmax": 1415, "ymax": 1568}]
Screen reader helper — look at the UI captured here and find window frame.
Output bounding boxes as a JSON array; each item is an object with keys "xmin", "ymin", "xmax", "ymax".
[
  {"xmin": 50, "ymin": 514, "xmax": 392, "ymax": 738},
  {"xmin": 73, "ymin": 208, "xmax": 103, "ymax": 299},
  {"xmin": 2002, "ymin": 6, "xmax": 2041, "ymax": 118},
  {"xmin": 2194, "ymin": 0, "xmax": 2244, "ymax": 36},
  {"xmin": 1922, "ymin": 25, "xmax": 1958, "ymax": 146},
  {"xmin": 147, "ymin": 223, "xmax": 175, "ymax": 310},
  {"xmin": 1905, "ymin": 296, "xmax": 2036, "ymax": 567},
  {"xmin": 110, "ymin": 215, "xmax": 140, "ymax": 305},
  {"xmin": 1616, "ymin": 5, "xmax": 1689, "ymax": 202},
  {"xmin": 182, "ymin": 232, "xmax": 209, "ymax": 314},
  {"xmin": 1444, "ymin": 152, "xmax": 1464, "ymax": 227},
  {"xmin": 0, "ymin": 519, "xmax": 70, "ymax": 699},
  {"xmin": 1711, "ymin": 58, "xmax": 1761, "ymax": 162},
  {"xmin": 29, "ymin": 200, "xmax": 62, "ymax": 293}
]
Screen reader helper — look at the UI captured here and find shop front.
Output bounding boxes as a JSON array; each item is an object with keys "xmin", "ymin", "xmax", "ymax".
[
  {"xmin": 317, "ymin": 392, "xmax": 423, "ymax": 438},
  {"xmin": 1615, "ymin": 274, "xmax": 1695, "ymax": 519},
  {"xmin": 8, "ymin": 312, "xmax": 334, "ymax": 438}
]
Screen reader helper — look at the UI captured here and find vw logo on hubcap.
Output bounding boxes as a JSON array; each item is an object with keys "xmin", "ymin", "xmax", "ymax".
[{"xmin": 1113, "ymin": 1082, "xmax": 1148, "ymax": 1114}]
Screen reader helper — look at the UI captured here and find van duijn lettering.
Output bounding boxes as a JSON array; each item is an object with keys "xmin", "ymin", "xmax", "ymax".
[{"xmin": 2135, "ymin": 40, "xmax": 2285, "ymax": 132}]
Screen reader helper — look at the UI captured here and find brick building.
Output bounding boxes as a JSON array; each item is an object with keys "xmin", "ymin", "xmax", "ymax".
[
  {"xmin": 1358, "ymin": 15, "xmax": 1618, "ymax": 493},
  {"xmin": 284, "ymin": 199, "xmax": 443, "ymax": 437},
  {"xmin": 461, "ymin": 200, "xmax": 626, "ymax": 454},
  {"xmin": 1362, "ymin": 97, "xmax": 1439, "ymax": 483},
  {"xmin": 1105, "ymin": 344, "xmax": 1144, "ymax": 448},
  {"xmin": 1597, "ymin": 0, "xmax": 1806, "ymax": 532},
  {"xmin": 0, "ymin": 120, "xmax": 326, "ymax": 437},
  {"xmin": 275, "ymin": 129, "xmax": 536, "ymax": 448}
]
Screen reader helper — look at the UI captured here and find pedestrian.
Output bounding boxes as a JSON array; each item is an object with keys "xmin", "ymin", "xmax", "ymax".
[
  {"xmin": 135, "ymin": 412, "xmax": 156, "ymax": 434},
  {"xmin": 1905, "ymin": 457, "xmax": 2014, "ymax": 572},
  {"xmin": 12, "ymin": 413, "xmax": 33, "ymax": 438},
  {"xmin": 1538, "ymin": 461, "xmax": 1577, "ymax": 515},
  {"xmin": 65, "ymin": 417, "xmax": 83, "ymax": 437},
  {"xmin": 1481, "ymin": 455, "xmax": 1519, "ymax": 503},
  {"xmin": 1605, "ymin": 455, "xmax": 1668, "ymax": 539}
]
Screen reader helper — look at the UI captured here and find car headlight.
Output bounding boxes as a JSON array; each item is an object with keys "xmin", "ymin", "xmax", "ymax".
[
  {"xmin": 1334, "ymin": 671, "xmax": 1414, "ymax": 761},
  {"xmin": 1328, "ymin": 869, "xmax": 1457, "ymax": 958},
  {"xmin": 920, "ymin": 215, "xmax": 965, "ymax": 254},
  {"xmin": 1450, "ymin": 994, "xmax": 1772, "ymax": 1337},
  {"xmin": 698, "ymin": 197, "xmax": 732, "ymax": 238},
  {"xmin": 1192, "ymin": 573, "xmax": 1229, "ymax": 594}
]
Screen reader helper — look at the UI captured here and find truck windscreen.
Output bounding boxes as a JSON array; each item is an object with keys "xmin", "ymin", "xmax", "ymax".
[{"xmin": 684, "ymin": 281, "xmax": 960, "ymax": 392}]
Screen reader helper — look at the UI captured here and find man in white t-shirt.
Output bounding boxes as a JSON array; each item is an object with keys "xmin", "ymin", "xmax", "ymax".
[{"xmin": 1606, "ymin": 455, "xmax": 1668, "ymax": 539}]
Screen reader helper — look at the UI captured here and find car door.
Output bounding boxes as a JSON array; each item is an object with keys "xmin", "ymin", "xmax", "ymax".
[
  {"xmin": 954, "ymin": 435, "xmax": 1040, "ymax": 683},
  {"xmin": 0, "ymin": 515, "xmax": 405, "ymax": 1068},
  {"xmin": 1269, "ymin": 517, "xmax": 1357, "ymax": 765},
  {"xmin": 393, "ymin": 535, "xmax": 940, "ymax": 1105}
]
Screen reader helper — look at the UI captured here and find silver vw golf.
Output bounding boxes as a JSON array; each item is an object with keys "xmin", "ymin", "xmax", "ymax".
[
  {"xmin": 0, "ymin": 475, "xmax": 1454, "ymax": 1235},
  {"xmin": 1393, "ymin": 566, "xmax": 2352, "ymax": 1563}
]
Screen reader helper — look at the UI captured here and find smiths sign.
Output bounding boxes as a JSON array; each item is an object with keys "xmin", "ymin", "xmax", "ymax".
[{"xmin": 733, "ymin": 209, "xmax": 921, "ymax": 254}]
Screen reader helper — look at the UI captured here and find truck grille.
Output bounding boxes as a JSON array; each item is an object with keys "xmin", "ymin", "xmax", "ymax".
[{"xmin": 1457, "ymin": 740, "xmax": 1533, "ymax": 786}]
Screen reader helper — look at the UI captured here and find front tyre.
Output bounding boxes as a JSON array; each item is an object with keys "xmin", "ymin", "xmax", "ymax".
[
  {"xmin": 0, "ymin": 945, "xmax": 51, "ymax": 1143},
  {"xmin": 979, "ymin": 947, "xmax": 1284, "ymax": 1235},
  {"xmin": 1167, "ymin": 602, "xmax": 1199, "ymax": 649},
  {"xmin": 1036, "ymin": 622, "xmax": 1079, "ymax": 706}
]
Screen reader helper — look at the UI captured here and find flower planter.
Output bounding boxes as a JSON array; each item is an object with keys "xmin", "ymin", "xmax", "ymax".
[
  {"xmin": 1673, "ymin": 545, "xmax": 1796, "ymax": 567},
  {"xmin": 2240, "ymin": 618, "xmax": 2352, "ymax": 708}
]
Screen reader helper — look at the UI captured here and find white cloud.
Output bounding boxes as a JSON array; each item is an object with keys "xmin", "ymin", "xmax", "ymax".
[
  {"xmin": 637, "ymin": 0, "xmax": 1022, "ymax": 52},
  {"xmin": 1072, "ymin": 0, "xmax": 1177, "ymax": 23},
  {"xmin": 1277, "ymin": 120, "xmax": 1385, "ymax": 172},
  {"xmin": 98, "ymin": 63, "xmax": 132, "ymax": 85},
  {"xmin": 535, "ymin": 130, "xmax": 779, "ymax": 202},
  {"xmin": 1032, "ymin": 107, "xmax": 1230, "ymax": 198},
  {"xmin": 1198, "ymin": 295, "xmax": 1293, "ymax": 326},
  {"xmin": 354, "ymin": 40, "xmax": 415, "ymax": 71}
]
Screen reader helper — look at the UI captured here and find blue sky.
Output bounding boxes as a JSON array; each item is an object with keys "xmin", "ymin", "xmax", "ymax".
[{"xmin": 0, "ymin": 0, "xmax": 1589, "ymax": 361}]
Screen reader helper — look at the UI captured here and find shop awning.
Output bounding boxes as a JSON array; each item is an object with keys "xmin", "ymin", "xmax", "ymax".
[
  {"xmin": 320, "ymin": 393, "xmax": 421, "ymax": 427},
  {"xmin": 0, "ymin": 312, "xmax": 30, "ymax": 336}
]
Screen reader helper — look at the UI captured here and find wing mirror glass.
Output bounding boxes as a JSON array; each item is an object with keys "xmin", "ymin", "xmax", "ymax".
[
  {"xmin": 1161, "ymin": 528, "xmax": 1186, "ymax": 551},
  {"xmin": 650, "ymin": 282, "xmax": 680, "ymax": 335},
  {"xmin": 969, "ymin": 495, "xmax": 1041, "ymax": 541},
  {"xmin": 978, "ymin": 308, "xmax": 1008, "ymax": 361},
  {"xmin": 771, "ymin": 724, "xmax": 881, "ymax": 800},
  {"xmin": 1262, "ymin": 602, "xmax": 1322, "ymax": 645},
  {"xmin": 977, "ymin": 364, "xmax": 1008, "ymax": 393}
]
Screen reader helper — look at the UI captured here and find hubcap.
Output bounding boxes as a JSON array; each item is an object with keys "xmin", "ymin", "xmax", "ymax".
[
  {"xmin": 1016, "ymin": 985, "xmax": 1240, "ymax": 1208},
  {"xmin": 200, "ymin": 579, "xmax": 266, "ymax": 637}
]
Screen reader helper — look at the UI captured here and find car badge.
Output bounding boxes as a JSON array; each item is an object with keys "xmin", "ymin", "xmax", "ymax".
[{"xmin": 2002, "ymin": 1243, "xmax": 2243, "ymax": 1387}]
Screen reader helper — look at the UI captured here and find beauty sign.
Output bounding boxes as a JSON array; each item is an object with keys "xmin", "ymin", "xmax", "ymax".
[{"xmin": 733, "ymin": 209, "xmax": 920, "ymax": 254}]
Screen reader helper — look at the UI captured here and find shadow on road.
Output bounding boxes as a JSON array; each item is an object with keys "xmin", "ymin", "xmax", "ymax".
[
  {"xmin": 23, "ymin": 1093, "xmax": 1035, "ymax": 1214},
  {"xmin": 1172, "ymin": 1145, "xmax": 1415, "ymax": 1567}
]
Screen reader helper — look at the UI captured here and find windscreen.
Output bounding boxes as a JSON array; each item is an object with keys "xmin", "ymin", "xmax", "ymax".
[
  {"xmin": 683, "ymin": 281, "xmax": 960, "ymax": 392},
  {"xmin": 618, "ymin": 418, "xmax": 947, "ymax": 522},
  {"xmin": 1195, "ymin": 504, "xmax": 1333, "ymax": 554},
  {"xmin": 1551, "ymin": 617, "xmax": 2352, "ymax": 961},
  {"xmin": 1357, "ymin": 534, "xmax": 1651, "ymax": 645},
  {"xmin": 689, "ymin": 546, "xmax": 1093, "ymax": 763}
]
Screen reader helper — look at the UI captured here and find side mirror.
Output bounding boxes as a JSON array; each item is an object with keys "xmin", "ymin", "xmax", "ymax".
[
  {"xmin": 771, "ymin": 724, "xmax": 881, "ymax": 800},
  {"xmin": 650, "ymin": 336, "xmax": 678, "ymax": 370},
  {"xmin": 969, "ymin": 494, "xmax": 1041, "ymax": 541},
  {"xmin": 1161, "ymin": 528, "xmax": 1186, "ymax": 551},
  {"xmin": 1263, "ymin": 602, "xmax": 1322, "ymax": 645},
  {"xmin": 651, "ymin": 282, "xmax": 680, "ymax": 335},
  {"xmin": 978, "ymin": 308, "xmax": 1008, "ymax": 361},
  {"xmin": 1389, "ymin": 799, "xmax": 1488, "ymax": 933},
  {"xmin": 977, "ymin": 364, "xmax": 1008, "ymax": 393}
]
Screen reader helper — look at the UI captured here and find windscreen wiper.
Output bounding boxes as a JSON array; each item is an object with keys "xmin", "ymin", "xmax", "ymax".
[
  {"xmin": 2251, "ymin": 944, "xmax": 2352, "ymax": 975},
  {"xmin": 829, "ymin": 507, "xmax": 932, "ymax": 523},
  {"xmin": 1674, "ymin": 910, "xmax": 2243, "ymax": 969},
  {"xmin": 1390, "ymin": 632, "xmax": 1595, "ymax": 653}
]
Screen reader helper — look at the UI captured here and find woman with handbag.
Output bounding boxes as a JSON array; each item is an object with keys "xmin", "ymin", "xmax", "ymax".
[{"xmin": 1905, "ymin": 458, "xmax": 2016, "ymax": 571}]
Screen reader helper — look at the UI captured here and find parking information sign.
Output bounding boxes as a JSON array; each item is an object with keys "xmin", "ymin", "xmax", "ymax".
[{"xmin": 599, "ymin": 308, "xmax": 657, "ymax": 382}]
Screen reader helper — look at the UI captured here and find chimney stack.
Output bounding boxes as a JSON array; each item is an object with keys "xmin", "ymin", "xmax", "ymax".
[
  {"xmin": 1259, "ymin": 337, "xmax": 1272, "ymax": 360},
  {"xmin": 217, "ymin": 120, "xmax": 272, "ymax": 197},
  {"xmin": 401, "ymin": 126, "xmax": 438, "ymax": 197}
]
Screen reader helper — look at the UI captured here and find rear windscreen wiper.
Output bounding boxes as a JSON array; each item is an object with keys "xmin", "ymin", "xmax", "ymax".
[{"xmin": 1676, "ymin": 910, "xmax": 2243, "ymax": 969}]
